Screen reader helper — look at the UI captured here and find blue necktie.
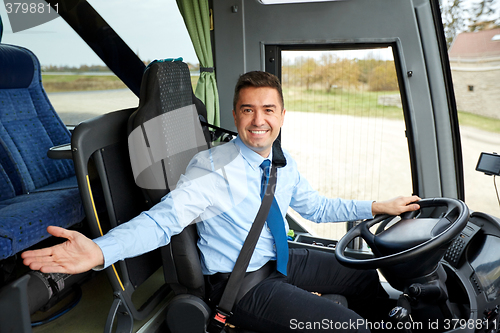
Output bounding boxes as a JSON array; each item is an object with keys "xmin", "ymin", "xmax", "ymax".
[{"xmin": 260, "ymin": 159, "xmax": 288, "ymax": 275}]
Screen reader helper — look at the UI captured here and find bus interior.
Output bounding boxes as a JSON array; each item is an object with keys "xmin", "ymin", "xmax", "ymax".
[{"xmin": 1, "ymin": 0, "xmax": 500, "ymax": 332}]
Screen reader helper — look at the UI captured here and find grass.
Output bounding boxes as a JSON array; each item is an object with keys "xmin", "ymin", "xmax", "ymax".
[
  {"xmin": 457, "ymin": 111, "xmax": 500, "ymax": 133},
  {"xmin": 42, "ymin": 74, "xmax": 127, "ymax": 92},
  {"xmin": 284, "ymin": 86, "xmax": 500, "ymax": 133},
  {"xmin": 283, "ymin": 87, "xmax": 404, "ymax": 120},
  {"xmin": 42, "ymin": 74, "xmax": 199, "ymax": 93}
]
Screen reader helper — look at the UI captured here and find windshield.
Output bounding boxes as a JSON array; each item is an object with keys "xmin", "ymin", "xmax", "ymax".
[{"xmin": 279, "ymin": 46, "xmax": 412, "ymax": 240}]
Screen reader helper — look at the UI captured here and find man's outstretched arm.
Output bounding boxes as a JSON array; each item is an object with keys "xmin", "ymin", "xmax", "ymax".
[
  {"xmin": 371, "ymin": 195, "xmax": 421, "ymax": 216},
  {"xmin": 21, "ymin": 226, "xmax": 104, "ymax": 274}
]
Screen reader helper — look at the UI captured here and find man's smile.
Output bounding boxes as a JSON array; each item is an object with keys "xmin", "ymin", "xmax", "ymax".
[{"xmin": 249, "ymin": 129, "xmax": 269, "ymax": 135}]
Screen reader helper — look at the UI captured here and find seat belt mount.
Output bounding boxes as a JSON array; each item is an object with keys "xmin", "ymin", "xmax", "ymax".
[{"xmin": 207, "ymin": 306, "xmax": 232, "ymax": 333}]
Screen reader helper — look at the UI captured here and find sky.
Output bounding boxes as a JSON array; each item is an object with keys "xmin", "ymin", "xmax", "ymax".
[
  {"xmin": 0, "ymin": 0, "xmax": 497, "ymax": 68},
  {"xmin": 0, "ymin": 0, "xmax": 198, "ymax": 67}
]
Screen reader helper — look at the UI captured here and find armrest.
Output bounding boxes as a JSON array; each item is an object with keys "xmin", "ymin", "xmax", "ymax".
[{"xmin": 47, "ymin": 143, "xmax": 73, "ymax": 160}]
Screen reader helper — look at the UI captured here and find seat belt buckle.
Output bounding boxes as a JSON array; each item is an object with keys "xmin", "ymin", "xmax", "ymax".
[{"xmin": 207, "ymin": 306, "xmax": 232, "ymax": 333}]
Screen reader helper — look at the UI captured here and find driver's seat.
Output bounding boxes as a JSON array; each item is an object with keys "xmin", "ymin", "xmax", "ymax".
[
  {"xmin": 129, "ymin": 60, "xmax": 349, "ymax": 332},
  {"xmin": 128, "ymin": 59, "xmax": 259, "ymax": 332}
]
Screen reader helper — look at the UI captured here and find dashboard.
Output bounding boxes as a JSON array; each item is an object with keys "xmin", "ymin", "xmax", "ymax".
[{"xmin": 443, "ymin": 211, "xmax": 500, "ymax": 331}]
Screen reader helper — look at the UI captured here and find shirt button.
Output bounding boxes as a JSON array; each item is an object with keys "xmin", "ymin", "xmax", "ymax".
[{"xmin": 267, "ymin": 227, "xmax": 271, "ymax": 232}]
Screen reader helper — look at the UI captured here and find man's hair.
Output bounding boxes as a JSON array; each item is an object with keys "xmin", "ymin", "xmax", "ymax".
[{"xmin": 233, "ymin": 71, "xmax": 284, "ymax": 111}]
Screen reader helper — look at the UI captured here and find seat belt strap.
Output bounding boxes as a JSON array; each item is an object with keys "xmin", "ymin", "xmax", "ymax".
[
  {"xmin": 207, "ymin": 140, "xmax": 286, "ymax": 333},
  {"xmin": 207, "ymin": 165, "xmax": 276, "ymax": 333}
]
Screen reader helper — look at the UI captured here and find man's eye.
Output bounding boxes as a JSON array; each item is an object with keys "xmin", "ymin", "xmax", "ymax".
[
  {"xmin": 243, "ymin": 109, "xmax": 252, "ymax": 113},
  {"xmin": 266, "ymin": 109, "xmax": 274, "ymax": 113}
]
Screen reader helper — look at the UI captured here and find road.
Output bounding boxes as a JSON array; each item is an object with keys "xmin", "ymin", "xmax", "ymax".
[
  {"xmin": 281, "ymin": 111, "xmax": 500, "ymax": 239},
  {"xmin": 48, "ymin": 89, "xmax": 139, "ymax": 126}
]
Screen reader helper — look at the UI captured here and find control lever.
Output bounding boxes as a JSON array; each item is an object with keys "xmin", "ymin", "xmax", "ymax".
[
  {"xmin": 408, "ymin": 282, "xmax": 455, "ymax": 319},
  {"xmin": 408, "ymin": 283, "xmax": 443, "ymax": 301}
]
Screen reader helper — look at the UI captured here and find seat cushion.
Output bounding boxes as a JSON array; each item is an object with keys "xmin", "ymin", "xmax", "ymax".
[
  {"xmin": 30, "ymin": 175, "xmax": 79, "ymax": 193},
  {"xmin": 0, "ymin": 187, "xmax": 85, "ymax": 259}
]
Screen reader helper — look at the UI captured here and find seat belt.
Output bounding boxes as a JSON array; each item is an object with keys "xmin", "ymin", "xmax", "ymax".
[{"xmin": 207, "ymin": 140, "xmax": 286, "ymax": 333}]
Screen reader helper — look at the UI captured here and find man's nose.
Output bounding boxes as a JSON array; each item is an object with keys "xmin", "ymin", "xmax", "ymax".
[{"xmin": 252, "ymin": 110, "xmax": 265, "ymax": 126}]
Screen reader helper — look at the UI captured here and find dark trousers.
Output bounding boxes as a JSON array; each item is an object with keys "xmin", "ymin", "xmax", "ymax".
[{"xmin": 206, "ymin": 248, "xmax": 384, "ymax": 333}]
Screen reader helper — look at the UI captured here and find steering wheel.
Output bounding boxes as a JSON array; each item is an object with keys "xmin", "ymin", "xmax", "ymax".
[{"xmin": 335, "ymin": 198, "xmax": 469, "ymax": 269}]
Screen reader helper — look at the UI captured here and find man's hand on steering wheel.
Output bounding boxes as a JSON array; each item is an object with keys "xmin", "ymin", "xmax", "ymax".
[
  {"xmin": 336, "ymin": 197, "xmax": 469, "ymax": 271},
  {"xmin": 372, "ymin": 195, "xmax": 421, "ymax": 216}
]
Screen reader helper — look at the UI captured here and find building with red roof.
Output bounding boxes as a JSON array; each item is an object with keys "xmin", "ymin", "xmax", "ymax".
[{"xmin": 448, "ymin": 27, "xmax": 500, "ymax": 119}]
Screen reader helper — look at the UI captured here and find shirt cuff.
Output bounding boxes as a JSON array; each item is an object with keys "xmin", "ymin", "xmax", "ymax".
[
  {"xmin": 357, "ymin": 200, "xmax": 374, "ymax": 219},
  {"xmin": 93, "ymin": 234, "xmax": 123, "ymax": 269}
]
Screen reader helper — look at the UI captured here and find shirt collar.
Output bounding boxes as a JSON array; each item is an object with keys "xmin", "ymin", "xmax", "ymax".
[{"xmin": 234, "ymin": 136, "xmax": 273, "ymax": 171}]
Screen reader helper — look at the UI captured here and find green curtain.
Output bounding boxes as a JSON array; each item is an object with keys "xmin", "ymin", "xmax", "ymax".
[{"xmin": 177, "ymin": 0, "xmax": 220, "ymax": 127}]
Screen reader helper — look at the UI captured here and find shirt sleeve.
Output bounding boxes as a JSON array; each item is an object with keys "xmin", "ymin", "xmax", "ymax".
[
  {"xmin": 289, "ymin": 167, "xmax": 373, "ymax": 223},
  {"xmin": 93, "ymin": 152, "xmax": 218, "ymax": 269}
]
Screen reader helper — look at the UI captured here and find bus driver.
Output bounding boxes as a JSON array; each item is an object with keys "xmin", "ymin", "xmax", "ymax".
[{"xmin": 23, "ymin": 71, "xmax": 420, "ymax": 332}]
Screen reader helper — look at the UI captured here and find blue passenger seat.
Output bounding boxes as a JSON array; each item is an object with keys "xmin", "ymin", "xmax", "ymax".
[{"xmin": 0, "ymin": 43, "xmax": 85, "ymax": 260}]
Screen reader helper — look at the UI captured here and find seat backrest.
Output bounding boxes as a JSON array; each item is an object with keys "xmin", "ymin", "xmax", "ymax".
[
  {"xmin": 0, "ymin": 43, "xmax": 74, "ymax": 193},
  {"xmin": 0, "ymin": 160, "xmax": 15, "ymax": 203},
  {"xmin": 128, "ymin": 60, "xmax": 211, "ymax": 298},
  {"xmin": 71, "ymin": 108, "xmax": 170, "ymax": 332},
  {"xmin": 128, "ymin": 59, "xmax": 210, "ymax": 204},
  {"xmin": 0, "ymin": 139, "xmax": 22, "ymax": 197}
]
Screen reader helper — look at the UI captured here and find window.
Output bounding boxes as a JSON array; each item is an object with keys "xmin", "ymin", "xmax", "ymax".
[
  {"xmin": 278, "ymin": 47, "xmax": 413, "ymax": 240},
  {"xmin": 0, "ymin": 0, "xmax": 197, "ymax": 125}
]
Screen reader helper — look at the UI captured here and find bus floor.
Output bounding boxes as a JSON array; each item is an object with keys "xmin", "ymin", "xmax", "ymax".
[{"xmin": 31, "ymin": 268, "xmax": 170, "ymax": 333}]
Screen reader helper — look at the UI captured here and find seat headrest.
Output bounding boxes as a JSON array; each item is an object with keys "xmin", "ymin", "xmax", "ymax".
[
  {"xmin": 0, "ymin": 44, "xmax": 35, "ymax": 89},
  {"xmin": 128, "ymin": 60, "xmax": 208, "ymax": 192},
  {"xmin": 131, "ymin": 60, "xmax": 194, "ymax": 128}
]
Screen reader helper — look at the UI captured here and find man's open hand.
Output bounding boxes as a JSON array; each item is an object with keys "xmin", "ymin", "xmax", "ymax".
[{"xmin": 22, "ymin": 226, "xmax": 104, "ymax": 274}]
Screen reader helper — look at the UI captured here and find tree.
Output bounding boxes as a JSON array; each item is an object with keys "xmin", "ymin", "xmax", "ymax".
[
  {"xmin": 336, "ymin": 58, "xmax": 361, "ymax": 90},
  {"xmin": 441, "ymin": 0, "xmax": 500, "ymax": 49},
  {"xmin": 357, "ymin": 57, "xmax": 383, "ymax": 84},
  {"xmin": 317, "ymin": 54, "xmax": 361, "ymax": 93},
  {"xmin": 319, "ymin": 53, "xmax": 339, "ymax": 93},
  {"xmin": 441, "ymin": 0, "xmax": 467, "ymax": 49},
  {"xmin": 469, "ymin": 0, "xmax": 500, "ymax": 31},
  {"xmin": 367, "ymin": 62, "xmax": 398, "ymax": 92},
  {"xmin": 296, "ymin": 57, "xmax": 320, "ymax": 90}
]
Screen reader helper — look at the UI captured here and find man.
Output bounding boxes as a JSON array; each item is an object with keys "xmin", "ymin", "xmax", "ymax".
[{"xmin": 23, "ymin": 71, "xmax": 420, "ymax": 332}]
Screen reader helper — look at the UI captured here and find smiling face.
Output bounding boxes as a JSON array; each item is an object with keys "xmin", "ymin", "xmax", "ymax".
[{"xmin": 233, "ymin": 86, "xmax": 286, "ymax": 157}]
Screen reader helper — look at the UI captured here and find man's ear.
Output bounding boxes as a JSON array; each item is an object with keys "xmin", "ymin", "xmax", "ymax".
[{"xmin": 232, "ymin": 109, "xmax": 237, "ymax": 125}]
